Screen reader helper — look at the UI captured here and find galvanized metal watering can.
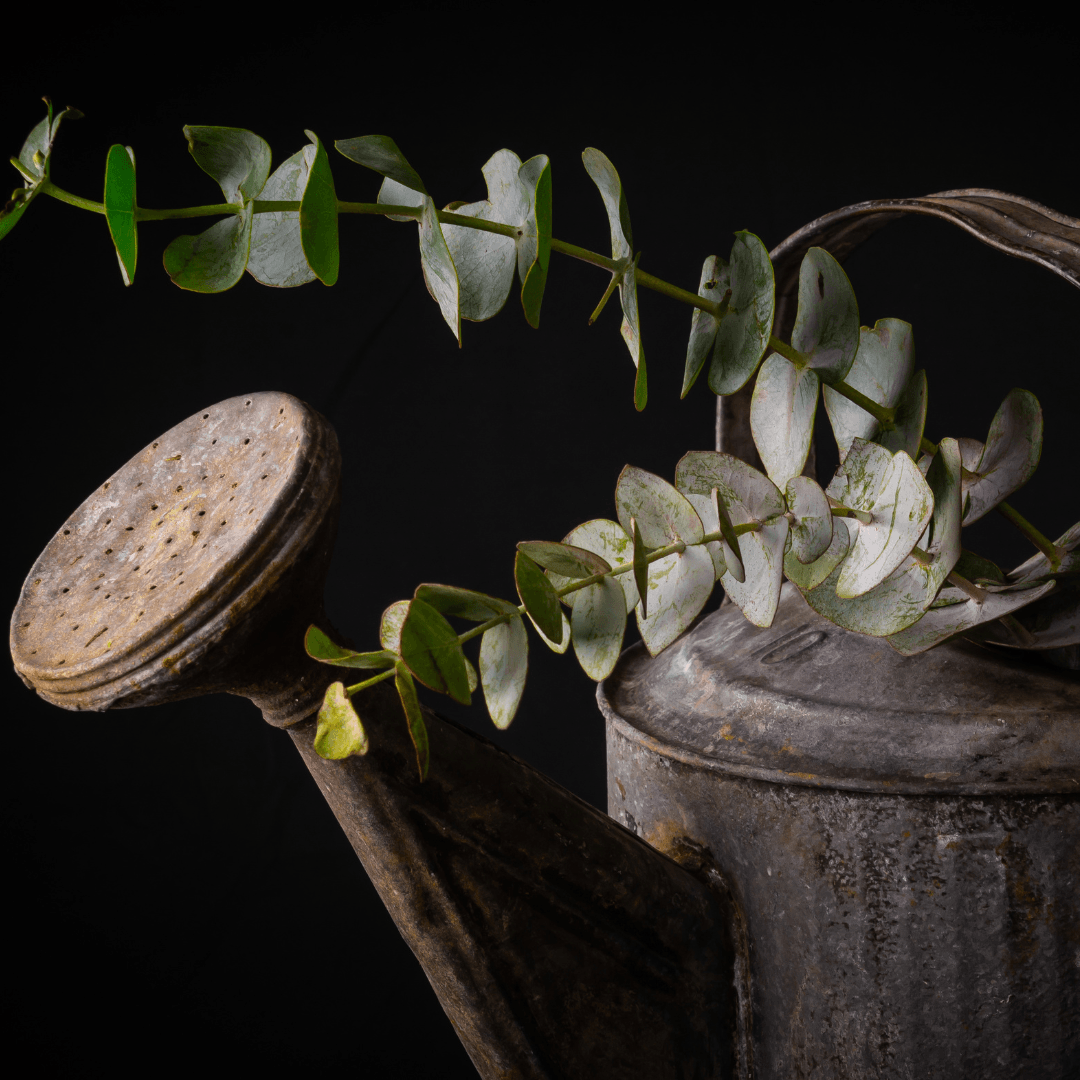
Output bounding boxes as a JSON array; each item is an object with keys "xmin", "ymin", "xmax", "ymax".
[{"xmin": 11, "ymin": 193, "xmax": 1079, "ymax": 1079}]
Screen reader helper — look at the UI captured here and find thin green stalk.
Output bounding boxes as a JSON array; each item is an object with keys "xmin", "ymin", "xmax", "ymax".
[
  {"xmin": 345, "ymin": 665, "xmax": 397, "ymax": 696},
  {"xmin": 767, "ymin": 335, "xmax": 807, "ymax": 368},
  {"xmin": 40, "ymin": 180, "xmax": 105, "ymax": 215},
  {"xmin": 137, "ymin": 202, "xmax": 240, "ymax": 221},
  {"xmin": 996, "ymin": 501, "xmax": 1061, "ymax": 569}
]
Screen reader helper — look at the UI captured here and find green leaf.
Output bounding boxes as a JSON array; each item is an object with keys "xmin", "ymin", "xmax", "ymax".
[
  {"xmin": 104, "ymin": 145, "xmax": 137, "ymax": 286},
  {"xmin": 547, "ymin": 519, "xmax": 638, "ymax": 613},
  {"xmin": 785, "ymin": 475, "xmax": 833, "ymax": 564},
  {"xmin": 304, "ymin": 625, "xmax": 396, "ymax": 669},
  {"xmin": 299, "ymin": 131, "xmax": 339, "ymax": 286},
  {"xmin": 334, "ymin": 135, "xmax": 428, "ymax": 195},
  {"xmin": 708, "ymin": 232, "xmax": 775, "ymax": 396},
  {"xmin": 615, "ymin": 465, "xmax": 704, "ymax": 549},
  {"xmin": 826, "ymin": 438, "xmax": 934, "ymax": 599},
  {"xmin": 682, "ymin": 255, "xmax": 730, "ymax": 398},
  {"xmin": 162, "ymin": 206, "xmax": 253, "ymax": 293},
  {"xmin": 377, "ymin": 177, "xmax": 424, "ymax": 222},
  {"xmin": 528, "ymin": 609, "xmax": 572, "ymax": 654},
  {"xmin": 248, "ymin": 147, "xmax": 318, "ymax": 287},
  {"xmin": 1008, "ymin": 520, "xmax": 1080, "ymax": 583},
  {"xmin": 887, "ymin": 579, "xmax": 1056, "ymax": 656},
  {"xmin": 750, "ymin": 354, "xmax": 819, "ymax": 489},
  {"xmin": 418, "ymin": 196, "xmax": 461, "ymax": 342},
  {"xmin": 877, "ymin": 369, "xmax": 927, "ymax": 461},
  {"xmin": 516, "ymin": 541, "xmax": 610, "ymax": 578},
  {"xmin": 464, "ymin": 656, "xmax": 478, "ymax": 693},
  {"xmin": 962, "ymin": 388, "xmax": 1043, "ymax": 524},
  {"xmin": 18, "ymin": 116, "xmax": 51, "ymax": 182},
  {"xmin": 636, "ymin": 547, "xmax": 715, "ymax": 656},
  {"xmin": 395, "ymin": 664, "xmax": 430, "ymax": 781},
  {"xmin": 519, "ymin": 155, "xmax": 551, "ymax": 328},
  {"xmin": 440, "ymin": 149, "xmax": 522, "ymax": 321},
  {"xmin": 675, "ymin": 452, "xmax": 788, "ymax": 627},
  {"xmin": 953, "ymin": 549, "xmax": 1005, "ymax": 585},
  {"xmin": 682, "ymin": 491, "xmax": 732, "ymax": 581},
  {"xmin": 631, "ymin": 517, "xmax": 650, "ymax": 619},
  {"xmin": 784, "ymin": 513, "xmax": 851, "ymax": 591},
  {"xmin": 413, "ymin": 583, "xmax": 519, "ymax": 621},
  {"xmin": 515, "ymin": 551, "xmax": 563, "ymax": 644},
  {"xmin": 791, "ymin": 247, "xmax": 860, "ymax": 383},
  {"xmin": 571, "ymin": 576, "xmax": 626, "ymax": 679},
  {"xmin": 479, "ymin": 613, "xmax": 528, "ymax": 729},
  {"xmin": 823, "ymin": 319, "xmax": 914, "ymax": 460},
  {"xmin": 380, "ymin": 600, "xmax": 410, "ymax": 652},
  {"xmin": 183, "ymin": 125, "xmax": 271, "ymax": 204},
  {"xmin": 399, "ymin": 598, "xmax": 471, "ymax": 705},
  {"xmin": 582, "ymin": 149, "xmax": 645, "ymax": 408},
  {"xmin": 314, "ymin": 682, "xmax": 369, "ymax": 760}
]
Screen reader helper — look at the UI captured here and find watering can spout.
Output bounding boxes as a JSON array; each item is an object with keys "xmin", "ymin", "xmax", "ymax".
[
  {"xmin": 10, "ymin": 389, "xmax": 736, "ymax": 1080},
  {"xmin": 289, "ymin": 678, "xmax": 736, "ymax": 1079}
]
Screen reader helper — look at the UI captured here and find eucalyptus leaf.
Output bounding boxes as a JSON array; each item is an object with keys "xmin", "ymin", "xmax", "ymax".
[
  {"xmin": 163, "ymin": 206, "xmax": 253, "ymax": 293},
  {"xmin": 414, "ymin": 583, "xmax": 519, "ymax": 621},
  {"xmin": 784, "ymin": 512, "xmax": 851, "ymax": 590},
  {"xmin": 974, "ymin": 577, "xmax": 1079, "ymax": 653},
  {"xmin": 528, "ymin": 609, "xmax": 572, "ymax": 654},
  {"xmin": 248, "ymin": 146, "xmax": 318, "ymax": 287},
  {"xmin": 785, "ymin": 475, "xmax": 833, "ymax": 564},
  {"xmin": 682, "ymin": 492, "xmax": 730, "ymax": 580},
  {"xmin": 314, "ymin": 682, "xmax": 369, "ymax": 760},
  {"xmin": 395, "ymin": 664, "xmax": 430, "ymax": 781},
  {"xmin": 682, "ymin": 255, "xmax": 731, "ymax": 398},
  {"xmin": 877, "ymin": 369, "xmax": 927, "ymax": 461},
  {"xmin": 708, "ymin": 232, "xmax": 775, "ymax": 396},
  {"xmin": 420, "ymin": 198, "xmax": 461, "ymax": 342},
  {"xmin": 953, "ymin": 549, "xmax": 1005, "ymax": 585},
  {"xmin": 547, "ymin": 520, "xmax": 638, "ymax": 612},
  {"xmin": 582, "ymin": 148, "xmax": 645, "ymax": 409},
  {"xmin": 962, "ymin": 388, "xmax": 1043, "ymax": 524},
  {"xmin": 791, "ymin": 247, "xmax": 859, "ymax": 383},
  {"xmin": 104, "ymin": 145, "xmax": 137, "ymax": 285},
  {"xmin": 631, "ymin": 517, "xmax": 650, "ymax": 619},
  {"xmin": 380, "ymin": 599, "xmax": 411, "ymax": 652},
  {"xmin": 305, "ymin": 625, "xmax": 396, "ymax": 669},
  {"xmin": 515, "ymin": 551, "xmax": 563, "ymax": 644},
  {"xmin": 636, "ymin": 547, "xmax": 715, "ymax": 656},
  {"xmin": 183, "ymin": 125, "xmax": 271, "ymax": 205},
  {"xmin": 823, "ymin": 319, "xmax": 914, "ymax": 460},
  {"xmin": 399, "ymin": 598, "xmax": 471, "ymax": 705},
  {"xmin": 464, "ymin": 656, "xmax": 478, "ymax": 693},
  {"xmin": 887, "ymin": 580, "xmax": 1056, "ymax": 656},
  {"xmin": 675, "ymin": 452, "xmax": 788, "ymax": 626},
  {"xmin": 826, "ymin": 439, "xmax": 934, "ymax": 599},
  {"xmin": 517, "ymin": 541, "xmax": 610, "ymax": 578},
  {"xmin": 335, "ymin": 135, "xmax": 428, "ymax": 194},
  {"xmin": 479, "ymin": 613, "xmax": 528, "ymax": 729},
  {"xmin": 571, "ymin": 576, "xmax": 627, "ymax": 679},
  {"xmin": 518, "ymin": 155, "xmax": 551, "ymax": 328},
  {"xmin": 615, "ymin": 465, "xmax": 704, "ymax": 549},
  {"xmin": 297, "ymin": 131, "xmax": 339, "ymax": 286},
  {"xmin": 3, "ymin": 106, "xmax": 80, "ymax": 241},
  {"xmin": 441, "ymin": 149, "xmax": 524, "ymax": 321},
  {"xmin": 1008, "ymin": 521, "xmax": 1080, "ymax": 582},
  {"xmin": 750, "ymin": 354, "xmax": 819, "ymax": 489}
]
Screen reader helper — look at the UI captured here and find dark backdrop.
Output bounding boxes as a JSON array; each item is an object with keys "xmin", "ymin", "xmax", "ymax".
[{"xmin": 4, "ymin": 13, "xmax": 1076, "ymax": 1075}]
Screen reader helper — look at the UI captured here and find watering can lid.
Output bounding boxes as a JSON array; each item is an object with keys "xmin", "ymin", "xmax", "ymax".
[
  {"xmin": 598, "ymin": 583, "xmax": 1080, "ymax": 795},
  {"xmin": 10, "ymin": 391, "xmax": 339, "ymax": 714}
]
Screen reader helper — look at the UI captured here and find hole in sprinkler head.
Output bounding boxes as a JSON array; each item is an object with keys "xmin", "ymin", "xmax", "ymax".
[
  {"xmin": 125, "ymin": 526, "xmax": 133, "ymax": 532},
  {"xmin": 243, "ymin": 438, "xmax": 250, "ymax": 445},
  {"xmin": 103, "ymin": 482, "xmax": 110, "ymax": 490},
  {"xmin": 105, "ymin": 518, "xmax": 111, "ymax": 525},
  {"xmin": 151, "ymin": 504, "xmax": 158, "ymax": 511},
  {"xmin": 261, "ymin": 474, "xmax": 268, "ymax": 480},
  {"xmin": 220, "ymin": 521, "xmax": 226, "ymax": 527},
  {"xmin": 63, "ymin": 530, "xmax": 70, "ymax": 536},
  {"xmin": 104, "ymin": 548, "xmax": 112, "ymax": 555},
  {"xmin": 245, "ymin": 400, "xmax": 251, "ymax": 406},
  {"xmin": 153, "ymin": 443, "xmax": 159, "ymax": 449},
  {"xmin": 165, "ymin": 538, "xmax": 173, "ymax": 544},
  {"xmin": 197, "ymin": 510, "xmax": 205, "ymax": 516},
  {"xmin": 212, "ymin": 439, "xmax": 217, "ymax": 445},
  {"xmin": 57, "ymin": 659, "xmax": 65, "ymax": 665},
  {"xmin": 176, "ymin": 485, "xmax": 183, "ymax": 492},
  {"xmin": 62, "ymin": 588, "xmax": 69, "ymax": 593},
  {"xmin": 149, "ymin": 585, "xmax": 156, "ymax": 591},
  {"xmin": 203, "ymin": 413, "xmax": 209, "ymax": 419},
  {"xmin": 279, "ymin": 408, "xmax": 284, "ymax": 414}
]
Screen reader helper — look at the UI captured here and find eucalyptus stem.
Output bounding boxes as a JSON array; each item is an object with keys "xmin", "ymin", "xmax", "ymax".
[
  {"xmin": 345, "ymin": 665, "xmax": 398, "ymax": 697},
  {"xmin": 39, "ymin": 180, "xmax": 105, "ymax": 215},
  {"xmin": 995, "ymin": 501, "xmax": 1061, "ymax": 569}
]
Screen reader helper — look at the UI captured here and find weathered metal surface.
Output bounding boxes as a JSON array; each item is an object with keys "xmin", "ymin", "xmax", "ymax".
[
  {"xmin": 291, "ymin": 681, "xmax": 736, "ymax": 1080},
  {"xmin": 10, "ymin": 391, "xmax": 342, "ymax": 726},
  {"xmin": 599, "ymin": 584, "xmax": 1080, "ymax": 1078}
]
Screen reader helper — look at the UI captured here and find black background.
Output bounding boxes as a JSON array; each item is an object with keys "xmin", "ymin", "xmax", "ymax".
[{"xmin": 4, "ymin": 12, "xmax": 1077, "ymax": 1075}]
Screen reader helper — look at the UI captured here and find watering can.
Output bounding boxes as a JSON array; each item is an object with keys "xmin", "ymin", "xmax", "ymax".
[{"xmin": 11, "ymin": 192, "xmax": 1079, "ymax": 1079}]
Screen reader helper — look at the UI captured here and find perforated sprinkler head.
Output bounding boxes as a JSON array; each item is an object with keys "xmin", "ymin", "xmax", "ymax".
[{"xmin": 11, "ymin": 391, "xmax": 341, "ymax": 727}]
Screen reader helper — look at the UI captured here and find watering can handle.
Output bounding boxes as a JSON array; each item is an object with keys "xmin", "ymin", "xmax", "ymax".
[{"xmin": 716, "ymin": 189, "xmax": 1080, "ymax": 463}]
